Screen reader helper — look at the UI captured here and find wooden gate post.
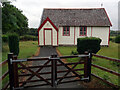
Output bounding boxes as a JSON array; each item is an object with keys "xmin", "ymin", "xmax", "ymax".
[
  {"xmin": 8, "ymin": 53, "xmax": 14, "ymax": 90},
  {"xmin": 87, "ymin": 52, "xmax": 92, "ymax": 82},
  {"xmin": 51, "ymin": 54, "xmax": 57, "ymax": 87},
  {"xmin": 84, "ymin": 52, "xmax": 92, "ymax": 82},
  {"xmin": 13, "ymin": 55, "xmax": 19, "ymax": 88}
]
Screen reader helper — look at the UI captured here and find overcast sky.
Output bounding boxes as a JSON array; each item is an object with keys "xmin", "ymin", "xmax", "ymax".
[{"xmin": 11, "ymin": 0, "xmax": 119, "ymax": 30}]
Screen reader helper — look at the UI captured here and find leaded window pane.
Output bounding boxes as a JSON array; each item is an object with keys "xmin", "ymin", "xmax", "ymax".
[{"xmin": 67, "ymin": 26, "xmax": 69, "ymax": 31}]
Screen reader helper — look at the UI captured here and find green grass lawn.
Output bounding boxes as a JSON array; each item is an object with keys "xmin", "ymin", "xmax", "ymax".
[
  {"xmin": 2, "ymin": 41, "xmax": 38, "ymax": 62},
  {"xmin": 57, "ymin": 41, "xmax": 120, "ymax": 87},
  {"xmin": 97, "ymin": 42, "xmax": 119, "ymax": 59},
  {"xmin": 1, "ymin": 41, "xmax": 38, "ymax": 88}
]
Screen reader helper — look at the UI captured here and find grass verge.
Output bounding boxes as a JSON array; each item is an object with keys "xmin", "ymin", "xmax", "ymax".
[
  {"xmin": 2, "ymin": 41, "xmax": 38, "ymax": 88},
  {"xmin": 57, "ymin": 41, "xmax": 119, "ymax": 88}
]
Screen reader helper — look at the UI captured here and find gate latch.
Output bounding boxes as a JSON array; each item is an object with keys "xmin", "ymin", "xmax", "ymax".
[{"xmin": 10, "ymin": 59, "xmax": 27, "ymax": 64}]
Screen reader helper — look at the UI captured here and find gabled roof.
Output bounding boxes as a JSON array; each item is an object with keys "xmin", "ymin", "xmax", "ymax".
[
  {"xmin": 40, "ymin": 8, "xmax": 112, "ymax": 27},
  {"xmin": 38, "ymin": 17, "xmax": 58, "ymax": 32}
]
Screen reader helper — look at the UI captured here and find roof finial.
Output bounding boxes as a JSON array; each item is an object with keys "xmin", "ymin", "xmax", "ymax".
[{"xmin": 101, "ymin": 3, "xmax": 103, "ymax": 7}]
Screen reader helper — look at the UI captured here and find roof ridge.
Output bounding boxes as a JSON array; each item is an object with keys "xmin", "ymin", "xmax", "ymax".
[{"xmin": 44, "ymin": 8, "xmax": 105, "ymax": 10}]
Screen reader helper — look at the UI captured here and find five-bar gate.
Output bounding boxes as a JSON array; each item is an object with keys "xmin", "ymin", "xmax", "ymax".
[{"xmin": 8, "ymin": 52, "xmax": 92, "ymax": 90}]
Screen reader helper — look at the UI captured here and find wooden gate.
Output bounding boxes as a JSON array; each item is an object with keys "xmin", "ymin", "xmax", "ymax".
[{"xmin": 8, "ymin": 52, "xmax": 92, "ymax": 90}]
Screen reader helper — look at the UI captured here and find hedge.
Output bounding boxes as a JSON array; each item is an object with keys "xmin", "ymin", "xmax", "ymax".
[
  {"xmin": 2, "ymin": 35, "xmax": 8, "ymax": 42},
  {"xmin": 20, "ymin": 35, "xmax": 38, "ymax": 41},
  {"xmin": 8, "ymin": 33, "xmax": 19, "ymax": 56},
  {"xmin": 77, "ymin": 37, "xmax": 102, "ymax": 54},
  {"xmin": 110, "ymin": 37, "xmax": 115, "ymax": 42},
  {"xmin": 115, "ymin": 35, "xmax": 120, "ymax": 43}
]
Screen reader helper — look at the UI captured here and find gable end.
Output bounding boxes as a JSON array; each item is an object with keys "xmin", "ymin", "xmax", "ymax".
[{"xmin": 38, "ymin": 17, "xmax": 58, "ymax": 32}]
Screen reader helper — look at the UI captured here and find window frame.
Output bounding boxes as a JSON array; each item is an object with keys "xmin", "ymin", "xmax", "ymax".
[
  {"xmin": 63, "ymin": 26, "xmax": 70, "ymax": 36},
  {"xmin": 79, "ymin": 26, "xmax": 87, "ymax": 36}
]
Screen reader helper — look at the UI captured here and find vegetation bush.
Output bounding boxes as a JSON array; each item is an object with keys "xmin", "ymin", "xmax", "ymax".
[
  {"xmin": 110, "ymin": 30, "xmax": 120, "ymax": 36},
  {"xmin": 71, "ymin": 50, "xmax": 78, "ymax": 55},
  {"xmin": 28, "ymin": 28, "xmax": 38, "ymax": 36},
  {"xmin": 8, "ymin": 33, "xmax": 19, "ymax": 55},
  {"xmin": 110, "ymin": 37, "xmax": 115, "ymax": 42},
  {"xmin": 20, "ymin": 35, "xmax": 38, "ymax": 41},
  {"xmin": 77, "ymin": 37, "xmax": 102, "ymax": 54},
  {"xmin": 2, "ymin": 35, "xmax": 8, "ymax": 42},
  {"xmin": 109, "ymin": 37, "xmax": 112, "ymax": 41},
  {"xmin": 115, "ymin": 35, "xmax": 120, "ymax": 43}
]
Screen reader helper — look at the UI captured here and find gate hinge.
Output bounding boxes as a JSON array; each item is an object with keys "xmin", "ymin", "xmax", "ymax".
[
  {"xmin": 10, "ymin": 59, "xmax": 27, "ymax": 64},
  {"xmin": 81, "ymin": 77, "xmax": 89, "ymax": 80}
]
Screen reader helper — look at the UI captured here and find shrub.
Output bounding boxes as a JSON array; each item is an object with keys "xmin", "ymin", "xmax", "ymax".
[
  {"xmin": 110, "ymin": 37, "xmax": 115, "ymax": 42},
  {"xmin": 20, "ymin": 35, "xmax": 38, "ymax": 41},
  {"xmin": 109, "ymin": 37, "xmax": 112, "ymax": 41},
  {"xmin": 71, "ymin": 51, "xmax": 78, "ymax": 55},
  {"xmin": 2, "ymin": 35, "xmax": 8, "ymax": 42},
  {"xmin": 8, "ymin": 33, "xmax": 19, "ymax": 55},
  {"xmin": 115, "ymin": 35, "xmax": 120, "ymax": 43},
  {"xmin": 77, "ymin": 37, "xmax": 102, "ymax": 54}
]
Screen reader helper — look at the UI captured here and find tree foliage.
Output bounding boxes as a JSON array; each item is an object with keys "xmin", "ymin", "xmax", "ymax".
[
  {"xmin": 2, "ymin": 34, "xmax": 8, "ymax": 42},
  {"xmin": 2, "ymin": 2, "xmax": 28, "ymax": 35},
  {"xmin": 110, "ymin": 30, "xmax": 120, "ymax": 36},
  {"xmin": 28, "ymin": 28, "xmax": 38, "ymax": 36},
  {"xmin": 115, "ymin": 35, "xmax": 120, "ymax": 43}
]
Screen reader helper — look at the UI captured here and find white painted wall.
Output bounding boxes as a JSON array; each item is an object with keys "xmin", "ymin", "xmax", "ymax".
[
  {"xmin": 58, "ymin": 27, "xmax": 74, "ymax": 45},
  {"xmin": 39, "ymin": 21, "xmax": 109, "ymax": 46},
  {"xmin": 92, "ymin": 27, "xmax": 109, "ymax": 45},
  {"xmin": 39, "ymin": 21, "xmax": 58, "ymax": 46},
  {"xmin": 58, "ymin": 26, "xmax": 109, "ymax": 46},
  {"xmin": 59, "ymin": 26, "xmax": 90, "ymax": 45},
  {"xmin": 53, "ymin": 28, "xmax": 57, "ymax": 45},
  {"xmin": 74, "ymin": 27, "xmax": 89, "ymax": 45},
  {"xmin": 39, "ymin": 28, "xmax": 44, "ymax": 45}
]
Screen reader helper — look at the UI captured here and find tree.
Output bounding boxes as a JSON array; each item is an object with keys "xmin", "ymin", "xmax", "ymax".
[
  {"xmin": 115, "ymin": 35, "xmax": 120, "ymax": 43},
  {"xmin": 28, "ymin": 28, "xmax": 38, "ymax": 36},
  {"xmin": 110, "ymin": 30, "xmax": 120, "ymax": 36},
  {"xmin": 2, "ymin": 2, "xmax": 28, "ymax": 35}
]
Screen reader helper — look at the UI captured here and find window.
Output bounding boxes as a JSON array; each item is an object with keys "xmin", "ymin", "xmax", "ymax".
[
  {"xmin": 63, "ymin": 26, "xmax": 70, "ymax": 36},
  {"xmin": 79, "ymin": 27, "xmax": 87, "ymax": 36}
]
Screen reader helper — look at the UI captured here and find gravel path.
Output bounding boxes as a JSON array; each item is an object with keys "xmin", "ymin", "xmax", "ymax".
[{"xmin": 23, "ymin": 46, "xmax": 84, "ymax": 89}]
